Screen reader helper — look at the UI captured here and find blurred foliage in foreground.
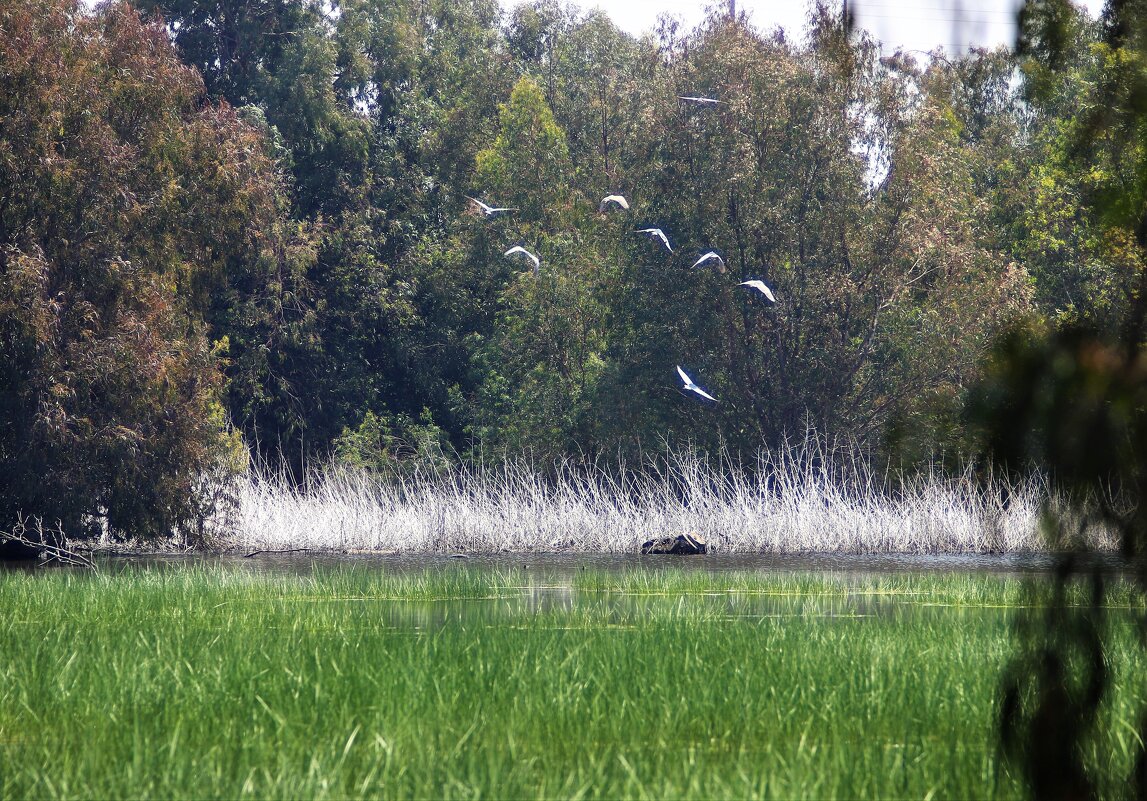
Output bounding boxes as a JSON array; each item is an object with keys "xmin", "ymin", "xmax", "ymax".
[{"xmin": 969, "ymin": 0, "xmax": 1147, "ymax": 796}]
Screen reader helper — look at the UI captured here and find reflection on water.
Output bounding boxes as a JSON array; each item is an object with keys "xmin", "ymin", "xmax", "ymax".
[
  {"xmin": 244, "ymin": 580, "xmax": 900, "ymax": 629},
  {"xmin": 101, "ymin": 549, "xmax": 1125, "ymax": 577},
  {"xmin": 4, "ymin": 548, "xmax": 1124, "ymax": 573},
  {"xmin": 298, "ymin": 582, "xmax": 1010, "ymax": 629},
  {"xmin": 2, "ymin": 549, "xmax": 1131, "ymax": 627}
]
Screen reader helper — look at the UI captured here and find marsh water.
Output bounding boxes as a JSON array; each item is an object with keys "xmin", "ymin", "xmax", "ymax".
[
  {"xmin": 94, "ymin": 548, "xmax": 1124, "ymax": 577},
  {"xmin": 6, "ymin": 549, "xmax": 1116, "ymax": 629}
]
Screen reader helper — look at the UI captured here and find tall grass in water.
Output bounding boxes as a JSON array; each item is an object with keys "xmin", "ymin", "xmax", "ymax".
[
  {"xmin": 226, "ymin": 436, "xmax": 1097, "ymax": 553},
  {"xmin": 0, "ymin": 566, "xmax": 1143, "ymax": 799}
]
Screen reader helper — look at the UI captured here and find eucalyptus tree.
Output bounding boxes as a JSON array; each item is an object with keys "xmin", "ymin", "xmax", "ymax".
[
  {"xmin": 326, "ymin": 0, "xmax": 516, "ymax": 448},
  {"xmin": 137, "ymin": 0, "xmax": 513, "ymax": 465},
  {"xmin": 131, "ymin": 0, "xmax": 372, "ymax": 469},
  {"xmin": 1003, "ymin": 6, "xmax": 1135, "ymax": 335},
  {"xmin": 867, "ymin": 48, "xmax": 1034, "ymax": 456},
  {"xmin": 462, "ymin": 75, "xmax": 614, "ymax": 458},
  {"xmin": 135, "ymin": 0, "xmax": 372, "ymax": 219},
  {"xmin": 588, "ymin": 7, "xmax": 1032, "ymax": 458},
  {"xmin": 593, "ymin": 9, "xmax": 869, "ymax": 452},
  {"xmin": 538, "ymin": 7, "xmax": 654, "ymax": 191},
  {"xmin": 111, "ymin": 0, "xmax": 1042, "ymax": 470}
]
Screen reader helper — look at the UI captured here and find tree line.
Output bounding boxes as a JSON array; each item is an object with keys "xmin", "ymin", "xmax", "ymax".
[{"xmin": 0, "ymin": 0, "xmax": 1129, "ymax": 538}]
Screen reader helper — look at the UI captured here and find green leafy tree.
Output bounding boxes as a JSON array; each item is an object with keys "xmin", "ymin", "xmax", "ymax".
[
  {"xmin": 573, "ymin": 8, "xmax": 1031, "ymax": 459},
  {"xmin": 475, "ymin": 75, "xmax": 576, "ymax": 226},
  {"xmin": 1008, "ymin": 7, "xmax": 1137, "ymax": 335},
  {"xmin": 135, "ymin": 0, "xmax": 371, "ymax": 217},
  {"xmin": 99, "ymin": 0, "xmax": 1047, "ymax": 472},
  {"xmin": 463, "ymin": 76, "xmax": 613, "ymax": 456},
  {"xmin": 877, "ymin": 48, "xmax": 1035, "ymax": 457},
  {"xmin": 314, "ymin": 0, "xmax": 511, "ymax": 456},
  {"xmin": 140, "ymin": 0, "xmax": 515, "ymax": 468}
]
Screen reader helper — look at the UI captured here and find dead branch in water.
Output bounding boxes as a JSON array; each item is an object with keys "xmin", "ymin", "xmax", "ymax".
[
  {"xmin": 1, "ymin": 516, "xmax": 97, "ymax": 570},
  {"xmin": 243, "ymin": 548, "xmax": 314, "ymax": 558}
]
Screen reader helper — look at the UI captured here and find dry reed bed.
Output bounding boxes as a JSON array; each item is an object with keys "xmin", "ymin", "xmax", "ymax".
[{"xmin": 224, "ymin": 443, "xmax": 1110, "ymax": 553}]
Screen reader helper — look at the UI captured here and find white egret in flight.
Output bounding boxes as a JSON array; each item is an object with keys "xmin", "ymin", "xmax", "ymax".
[
  {"xmin": 467, "ymin": 196, "xmax": 517, "ymax": 217},
  {"xmin": 678, "ymin": 96, "xmax": 723, "ymax": 105},
  {"xmin": 691, "ymin": 251, "xmax": 725, "ymax": 270},
  {"xmin": 504, "ymin": 245, "xmax": 540, "ymax": 273},
  {"xmin": 739, "ymin": 279, "xmax": 776, "ymax": 303},
  {"xmin": 634, "ymin": 227, "xmax": 673, "ymax": 252},
  {"xmin": 599, "ymin": 194, "xmax": 630, "ymax": 212},
  {"xmin": 677, "ymin": 366, "xmax": 717, "ymax": 402}
]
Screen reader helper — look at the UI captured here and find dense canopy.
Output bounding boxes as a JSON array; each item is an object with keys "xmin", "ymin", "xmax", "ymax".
[{"xmin": 0, "ymin": 0, "xmax": 1131, "ymax": 537}]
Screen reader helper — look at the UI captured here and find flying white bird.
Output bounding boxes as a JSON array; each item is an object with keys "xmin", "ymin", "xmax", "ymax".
[
  {"xmin": 677, "ymin": 365, "xmax": 717, "ymax": 402},
  {"xmin": 504, "ymin": 245, "xmax": 540, "ymax": 273},
  {"xmin": 634, "ymin": 227, "xmax": 673, "ymax": 252},
  {"xmin": 691, "ymin": 251, "xmax": 725, "ymax": 270},
  {"xmin": 739, "ymin": 279, "xmax": 776, "ymax": 303},
  {"xmin": 467, "ymin": 196, "xmax": 517, "ymax": 217},
  {"xmin": 678, "ymin": 96, "xmax": 723, "ymax": 105},
  {"xmin": 599, "ymin": 194, "xmax": 630, "ymax": 212}
]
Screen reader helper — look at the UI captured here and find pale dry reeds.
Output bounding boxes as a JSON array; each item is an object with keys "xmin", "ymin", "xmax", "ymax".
[{"xmin": 220, "ymin": 437, "xmax": 1116, "ymax": 554}]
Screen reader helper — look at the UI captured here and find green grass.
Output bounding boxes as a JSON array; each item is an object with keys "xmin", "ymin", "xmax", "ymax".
[{"xmin": 0, "ymin": 564, "xmax": 1142, "ymax": 799}]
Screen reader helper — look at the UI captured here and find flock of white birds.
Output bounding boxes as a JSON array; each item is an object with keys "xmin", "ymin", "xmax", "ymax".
[{"xmin": 467, "ymin": 95, "xmax": 778, "ymax": 406}]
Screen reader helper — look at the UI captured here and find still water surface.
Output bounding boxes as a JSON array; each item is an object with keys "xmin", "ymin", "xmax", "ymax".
[
  {"xmin": 102, "ymin": 549, "xmax": 1122, "ymax": 576},
  {"xmin": 57, "ymin": 549, "xmax": 1126, "ymax": 628}
]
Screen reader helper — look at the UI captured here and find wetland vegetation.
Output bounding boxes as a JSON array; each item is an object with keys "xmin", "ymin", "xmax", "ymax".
[
  {"xmin": 6, "ymin": 0, "xmax": 1147, "ymax": 795},
  {"xmin": 230, "ymin": 441, "xmax": 1059, "ymax": 554},
  {"xmin": 1, "ymin": 563, "xmax": 1143, "ymax": 800}
]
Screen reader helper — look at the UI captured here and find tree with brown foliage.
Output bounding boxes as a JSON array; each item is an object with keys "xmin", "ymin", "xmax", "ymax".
[{"xmin": 0, "ymin": 0, "xmax": 303, "ymax": 541}]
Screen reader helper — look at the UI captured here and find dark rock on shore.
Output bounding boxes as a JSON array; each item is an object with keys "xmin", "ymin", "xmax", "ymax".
[{"xmin": 640, "ymin": 533, "xmax": 708, "ymax": 555}]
